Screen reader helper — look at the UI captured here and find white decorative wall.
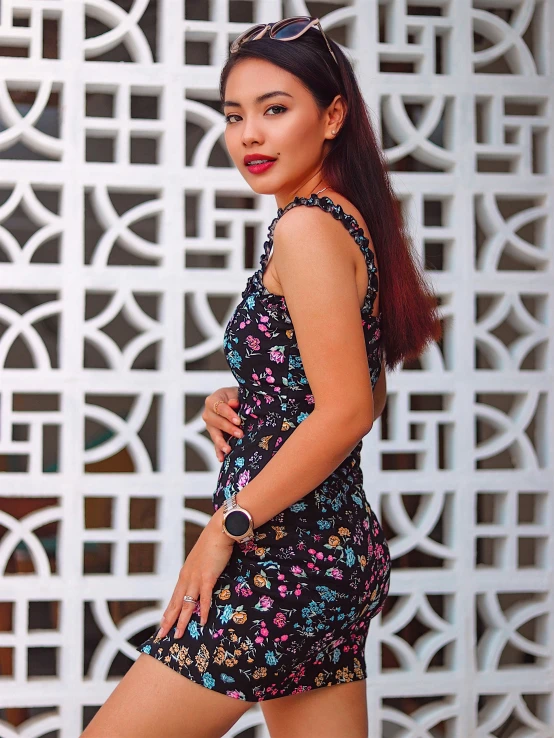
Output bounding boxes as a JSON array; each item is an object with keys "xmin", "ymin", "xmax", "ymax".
[{"xmin": 0, "ymin": 1, "xmax": 552, "ymax": 736}]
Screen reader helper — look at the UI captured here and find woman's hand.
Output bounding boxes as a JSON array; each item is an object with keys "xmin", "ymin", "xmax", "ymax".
[
  {"xmin": 202, "ymin": 386, "xmax": 244, "ymax": 462},
  {"xmin": 156, "ymin": 509, "xmax": 234, "ymax": 638}
]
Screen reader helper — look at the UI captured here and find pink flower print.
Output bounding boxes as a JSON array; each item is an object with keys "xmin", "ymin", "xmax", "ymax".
[
  {"xmin": 327, "ymin": 555, "xmax": 334, "ymax": 561},
  {"xmin": 273, "ymin": 612, "xmax": 287, "ymax": 628},
  {"xmin": 260, "ymin": 627, "xmax": 269, "ymax": 636},
  {"xmin": 269, "ymin": 348, "xmax": 285, "ymax": 363},
  {"xmin": 306, "ymin": 394, "xmax": 315, "ymax": 404},
  {"xmin": 291, "ymin": 565, "xmax": 303, "ymax": 575},
  {"xmin": 308, "ymin": 549, "xmax": 316, "ymax": 555},
  {"xmin": 315, "ymin": 552, "xmax": 324, "ymax": 560},
  {"xmin": 258, "ymin": 323, "xmax": 268, "ymax": 332},
  {"xmin": 266, "ymin": 375, "xmax": 275, "ymax": 384},
  {"xmin": 280, "ymin": 634, "xmax": 288, "ymax": 641},
  {"xmin": 259, "ymin": 595, "xmax": 274, "ymax": 609},
  {"xmin": 277, "ymin": 573, "xmax": 285, "ymax": 580},
  {"xmin": 246, "ymin": 336, "xmax": 260, "ymax": 350},
  {"xmin": 255, "ymin": 636, "xmax": 264, "ymax": 644},
  {"xmin": 329, "ymin": 568, "xmax": 343, "ymax": 579},
  {"xmin": 260, "ymin": 316, "xmax": 269, "ymax": 323},
  {"xmin": 239, "ymin": 538, "xmax": 257, "ymax": 553},
  {"xmin": 307, "ymin": 562, "xmax": 314, "ymax": 569},
  {"xmin": 278, "ymin": 585, "xmax": 287, "ymax": 593},
  {"xmin": 238, "ymin": 469, "xmax": 251, "ymax": 488}
]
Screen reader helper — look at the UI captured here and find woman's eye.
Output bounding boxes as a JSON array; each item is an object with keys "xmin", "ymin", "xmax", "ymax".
[
  {"xmin": 225, "ymin": 114, "xmax": 241, "ymax": 124},
  {"xmin": 266, "ymin": 105, "xmax": 286, "ymax": 115}
]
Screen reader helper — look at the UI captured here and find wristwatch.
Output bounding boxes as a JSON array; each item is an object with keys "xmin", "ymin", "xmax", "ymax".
[{"xmin": 221, "ymin": 493, "xmax": 255, "ymax": 543}]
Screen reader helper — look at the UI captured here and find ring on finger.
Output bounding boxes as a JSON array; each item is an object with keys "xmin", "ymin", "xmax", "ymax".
[
  {"xmin": 213, "ymin": 400, "xmax": 224, "ymax": 415},
  {"xmin": 183, "ymin": 594, "xmax": 198, "ymax": 604}
]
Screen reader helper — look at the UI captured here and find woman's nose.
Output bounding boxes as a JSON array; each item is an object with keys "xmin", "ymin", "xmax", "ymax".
[{"xmin": 241, "ymin": 122, "xmax": 263, "ymax": 147}]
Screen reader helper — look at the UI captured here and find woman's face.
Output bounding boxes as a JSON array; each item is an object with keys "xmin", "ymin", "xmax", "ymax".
[{"xmin": 223, "ymin": 58, "xmax": 340, "ymax": 205}]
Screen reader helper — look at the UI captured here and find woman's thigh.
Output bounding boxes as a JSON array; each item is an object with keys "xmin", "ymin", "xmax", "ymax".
[
  {"xmin": 81, "ymin": 653, "xmax": 255, "ymax": 738},
  {"xmin": 261, "ymin": 679, "xmax": 369, "ymax": 738}
]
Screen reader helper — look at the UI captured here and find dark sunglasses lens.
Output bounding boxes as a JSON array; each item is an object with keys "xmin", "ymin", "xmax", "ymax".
[{"xmin": 273, "ymin": 20, "xmax": 310, "ymax": 39}]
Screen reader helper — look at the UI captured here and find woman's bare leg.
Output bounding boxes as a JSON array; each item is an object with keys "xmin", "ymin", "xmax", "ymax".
[
  {"xmin": 261, "ymin": 679, "xmax": 369, "ymax": 738},
  {"xmin": 81, "ymin": 653, "xmax": 255, "ymax": 738}
]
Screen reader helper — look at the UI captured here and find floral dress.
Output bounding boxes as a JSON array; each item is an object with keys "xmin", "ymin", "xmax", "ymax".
[{"xmin": 136, "ymin": 193, "xmax": 391, "ymax": 702}]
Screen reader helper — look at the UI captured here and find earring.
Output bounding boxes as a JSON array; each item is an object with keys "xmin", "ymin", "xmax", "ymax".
[{"xmin": 332, "ymin": 130, "xmax": 336, "ymax": 135}]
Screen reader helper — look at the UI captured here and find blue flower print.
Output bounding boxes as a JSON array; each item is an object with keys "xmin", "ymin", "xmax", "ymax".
[
  {"xmin": 202, "ymin": 672, "xmax": 215, "ymax": 689},
  {"xmin": 227, "ymin": 350, "xmax": 242, "ymax": 369},
  {"xmin": 187, "ymin": 621, "xmax": 200, "ymax": 639},
  {"xmin": 265, "ymin": 651, "xmax": 278, "ymax": 666},
  {"xmin": 221, "ymin": 604, "xmax": 233, "ymax": 623},
  {"xmin": 345, "ymin": 547, "xmax": 356, "ymax": 567}
]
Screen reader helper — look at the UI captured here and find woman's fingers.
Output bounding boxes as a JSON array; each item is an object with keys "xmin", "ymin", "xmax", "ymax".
[
  {"xmin": 203, "ymin": 397, "xmax": 244, "ymax": 460},
  {"xmin": 174, "ymin": 591, "xmax": 200, "ymax": 638}
]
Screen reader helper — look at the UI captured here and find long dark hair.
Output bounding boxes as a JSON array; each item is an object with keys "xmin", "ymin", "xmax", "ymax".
[{"xmin": 219, "ymin": 27, "xmax": 441, "ymax": 371}]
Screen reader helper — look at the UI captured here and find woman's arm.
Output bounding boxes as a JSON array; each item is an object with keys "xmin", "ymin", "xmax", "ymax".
[{"xmin": 210, "ymin": 205, "xmax": 378, "ymax": 533}]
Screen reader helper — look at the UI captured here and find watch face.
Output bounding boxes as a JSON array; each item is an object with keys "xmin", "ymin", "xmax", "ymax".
[{"xmin": 225, "ymin": 509, "xmax": 250, "ymax": 536}]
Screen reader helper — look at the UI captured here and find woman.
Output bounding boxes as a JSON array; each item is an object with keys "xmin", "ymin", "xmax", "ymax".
[{"xmin": 82, "ymin": 17, "xmax": 440, "ymax": 738}]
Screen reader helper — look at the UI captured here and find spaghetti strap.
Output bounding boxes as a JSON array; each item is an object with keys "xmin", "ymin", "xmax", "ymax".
[{"xmin": 261, "ymin": 192, "xmax": 379, "ymax": 317}]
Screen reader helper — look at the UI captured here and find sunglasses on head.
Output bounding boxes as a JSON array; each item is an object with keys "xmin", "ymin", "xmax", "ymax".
[{"xmin": 230, "ymin": 16, "xmax": 339, "ymax": 67}]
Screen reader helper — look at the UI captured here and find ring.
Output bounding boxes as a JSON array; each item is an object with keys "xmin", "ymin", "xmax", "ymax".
[
  {"xmin": 183, "ymin": 595, "xmax": 198, "ymax": 604},
  {"xmin": 213, "ymin": 400, "xmax": 224, "ymax": 415}
]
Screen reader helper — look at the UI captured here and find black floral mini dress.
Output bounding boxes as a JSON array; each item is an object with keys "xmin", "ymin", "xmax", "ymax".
[{"xmin": 137, "ymin": 193, "xmax": 392, "ymax": 702}]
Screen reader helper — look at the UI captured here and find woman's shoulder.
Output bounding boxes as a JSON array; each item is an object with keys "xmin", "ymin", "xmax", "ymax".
[{"xmin": 276, "ymin": 190, "xmax": 377, "ymax": 270}]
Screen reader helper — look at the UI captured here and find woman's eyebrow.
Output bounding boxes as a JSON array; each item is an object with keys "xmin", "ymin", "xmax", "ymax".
[{"xmin": 223, "ymin": 90, "xmax": 293, "ymax": 108}]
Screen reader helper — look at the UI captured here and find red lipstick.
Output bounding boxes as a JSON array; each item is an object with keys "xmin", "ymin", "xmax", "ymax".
[{"xmin": 244, "ymin": 153, "xmax": 277, "ymax": 174}]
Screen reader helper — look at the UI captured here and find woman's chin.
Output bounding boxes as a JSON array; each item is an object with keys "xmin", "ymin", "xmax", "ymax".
[{"xmin": 244, "ymin": 182, "xmax": 278, "ymax": 196}]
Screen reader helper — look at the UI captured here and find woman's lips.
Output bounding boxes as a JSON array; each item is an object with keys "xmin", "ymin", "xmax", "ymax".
[{"xmin": 246, "ymin": 160, "xmax": 276, "ymax": 174}]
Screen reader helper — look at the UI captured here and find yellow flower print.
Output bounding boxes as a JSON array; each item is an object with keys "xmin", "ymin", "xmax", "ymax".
[
  {"xmin": 232, "ymin": 611, "xmax": 248, "ymax": 624},
  {"xmin": 254, "ymin": 573, "xmax": 267, "ymax": 588},
  {"xmin": 328, "ymin": 535, "xmax": 341, "ymax": 547},
  {"xmin": 253, "ymin": 667, "xmax": 268, "ymax": 679},
  {"xmin": 218, "ymin": 587, "xmax": 231, "ymax": 601},
  {"xmin": 195, "ymin": 644, "xmax": 209, "ymax": 673},
  {"xmin": 338, "ymin": 527, "xmax": 351, "ymax": 536},
  {"xmin": 255, "ymin": 547, "xmax": 267, "ymax": 557}
]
